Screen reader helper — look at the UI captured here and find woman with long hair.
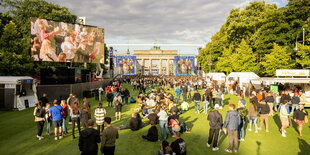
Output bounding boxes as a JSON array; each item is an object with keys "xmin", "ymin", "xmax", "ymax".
[
  {"xmin": 33, "ymin": 101, "xmax": 45, "ymax": 140},
  {"xmin": 81, "ymin": 104, "xmax": 91, "ymax": 129},
  {"xmin": 248, "ymin": 101, "xmax": 258, "ymax": 133},
  {"xmin": 70, "ymin": 102, "xmax": 81, "ymax": 139},
  {"xmin": 61, "ymin": 100, "xmax": 68, "ymax": 135},
  {"xmin": 94, "ymin": 103, "xmax": 106, "ymax": 133},
  {"xmin": 32, "ymin": 37, "xmax": 41, "ymax": 61},
  {"xmin": 45, "ymin": 103, "xmax": 52, "ymax": 135},
  {"xmin": 40, "ymin": 39, "xmax": 57, "ymax": 61}
]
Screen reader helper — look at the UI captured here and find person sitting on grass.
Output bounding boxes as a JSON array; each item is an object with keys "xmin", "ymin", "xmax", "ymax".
[
  {"xmin": 148, "ymin": 109, "xmax": 159, "ymax": 124},
  {"xmin": 293, "ymin": 104, "xmax": 308, "ymax": 137},
  {"xmin": 142, "ymin": 121, "xmax": 158, "ymax": 142},
  {"xmin": 156, "ymin": 140, "xmax": 171, "ymax": 155},
  {"xmin": 171, "ymin": 132, "xmax": 186, "ymax": 155},
  {"xmin": 180, "ymin": 101, "xmax": 189, "ymax": 111},
  {"xmin": 120, "ymin": 113, "xmax": 142, "ymax": 131},
  {"xmin": 170, "ymin": 104, "xmax": 181, "ymax": 116},
  {"xmin": 79, "ymin": 119, "xmax": 100, "ymax": 155}
]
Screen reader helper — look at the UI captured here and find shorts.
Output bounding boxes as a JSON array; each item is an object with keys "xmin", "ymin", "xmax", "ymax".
[
  {"xmin": 53, "ymin": 120, "xmax": 62, "ymax": 128},
  {"xmin": 280, "ymin": 117, "xmax": 289, "ymax": 126},
  {"xmin": 116, "ymin": 104, "xmax": 122, "ymax": 112},
  {"xmin": 296, "ymin": 120, "xmax": 305, "ymax": 126}
]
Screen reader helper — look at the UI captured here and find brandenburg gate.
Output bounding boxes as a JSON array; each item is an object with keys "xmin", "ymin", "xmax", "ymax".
[{"xmin": 115, "ymin": 49, "xmax": 178, "ymax": 75}]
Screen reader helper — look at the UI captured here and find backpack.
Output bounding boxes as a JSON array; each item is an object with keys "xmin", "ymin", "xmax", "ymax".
[
  {"xmin": 35, "ymin": 108, "xmax": 44, "ymax": 117},
  {"xmin": 238, "ymin": 108, "xmax": 247, "ymax": 120}
]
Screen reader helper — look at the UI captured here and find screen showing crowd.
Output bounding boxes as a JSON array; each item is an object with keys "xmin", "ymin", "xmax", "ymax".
[
  {"xmin": 116, "ymin": 56, "xmax": 136, "ymax": 75},
  {"xmin": 174, "ymin": 56, "xmax": 195, "ymax": 75},
  {"xmin": 30, "ymin": 18, "xmax": 105, "ymax": 63}
]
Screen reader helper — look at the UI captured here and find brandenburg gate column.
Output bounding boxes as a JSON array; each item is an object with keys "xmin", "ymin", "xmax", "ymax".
[
  {"xmin": 149, "ymin": 58, "xmax": 152, "ymax": 75},
  {"xmin": 159, "ymin": 59, "xmax": 162, "ymax": 75},
  {"xmin": 141, "ymin": 58, "xmax": 145, "ymax": 75},
  {"xmin": 167, "ymin": 59, "xmax": 170, "ymax": 75}
]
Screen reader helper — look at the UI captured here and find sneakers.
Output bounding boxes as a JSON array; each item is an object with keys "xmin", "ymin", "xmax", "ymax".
[
  {"xmin": 59, "ymin": 136, "xmax": 63, "ymax": 139},
  {"xmin": 225, "ymin": 149, "xmax": 232, "ymax": 153},
  {"xmin": 235, "ymin": 150, "xmax": 238, "ymax": 153},
  {"xmin": 257, "ymin": 128, "xmax": 262, "ymax": 130},
  {"xmin": 248, "ymin": 129, "xmax": 252, "ymax": 131},
  {"xmin": 280, "ymin": 129, "xmax": 287, "ymax": 133},
  {"xmin": 36, "ymin": 135, "xmax": 40, "ymax": 139},
  {"xmin": 281, "ymin": 132, "xmax": 286, "ymax": 137},
  {"xmin": 186, "ymin": 129, "xmax": 191, "ymax": 133},
  {"xmin": 55, "ymin": 137, "xmax": 58, "ymax": 140},
  {"xmin": 255, "ymin": 130, "xmax": 258, "ymax": 133},
  {"xmin": 39, "ymin": 136, "xmax": 44, "ymax": 140},
  {"xmin": 219, "ymin": 106, "xmax": 223, "ymax": 109},
  {"xmin": 266, "ymin": 129, "xmax": 269, "ymax": 132},
  {"xmin": 239, "ymin": 138, "xmax": 245, "ymax": 141},
  {"xmin": 212, "ymin": 147, "xmax": 219, "ymax": 151},
  {"xmin": 206, "ymin": 143, "xmax": 210, "ymax": 148}
]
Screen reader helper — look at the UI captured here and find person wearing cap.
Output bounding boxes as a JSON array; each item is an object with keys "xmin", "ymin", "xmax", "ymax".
[{"xmin": 206, "ymin": 104, "xmax": 223, "ymax": 151}]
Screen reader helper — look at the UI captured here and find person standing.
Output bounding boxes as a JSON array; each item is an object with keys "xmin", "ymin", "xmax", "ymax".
[
  {"xmin": 45, "ymin": 103, "xmax": 52, "ymax": 136},
  {"xmin": 299, "ymin": 91, "xmax": 307, "ymax": 108},
  {"xmin": 34, "ymin": 101, "xmax": 45, "ymax": 140},
  {"xmin": 248, "ymin": 101, "xmax": 258, "ymax": 133},
  {"xmin": 61, "ymin": 100, "xmax": 68, "ymax": 135},
  {"xmin": 98, "ymin": 86, "xmax": 104, "ymax": 101},
  {"xmin": 293, "ymin": 104, "xmax": 308, "ymax": 136},
  {"xmin": 123, "ymin": 88, "xmax": 130, "ymax": 105},
  {"xmin": 211, "ymin": 89, "xmax": 218, "ymax": 108},
  {"xmin": 223, "ymin": 104, "xmax": 241, "ymax": 153},
  {"xmin": 94, "ymin": 103, "xmax": 106, "ymax": 133},
  {"xmin": 182, "ymin": 85, "xmax": 188, "ymax": 102},
  {"xmin": 71, "ymin": 102, "xmax": 81, "ymax": 139},
  {"xmin": 81, "ymin": 104, "xmax": 91, "ymax": 130},
  {"xmin": 193, "ymin": 90, "xmax": 201, "ymax": 114},
  {"xmin": 265, "ymin": 92, "xmax": 275, "ymax": 116},
  {"xmin": 206, "ymin": 104, "xmax": 223, "ymax": 151},
  {"xmin": 49, "ymin": 99, "xmax": 64, "ymax": 140},
  {"xmin": 107, "ymin": 92, "xmax": 114, "ymax": 108},
  {"xmin": 171, "ymin": 132, "xmax": 186, "ymax": 155},
  {"xmin": 113, "ymin": 92, "xmax": 123, "ymax": 120},
  {"xmin": 158, "ymin": 107, "xmax": 169, "ymax": 141},
  {"xmin": 237, "ymin": 102, "xmax": 247, "ymax": 141},
  {"xmin": 79, "ymin": 119, "xmax": 101, "ymax": 155},
  {"xmin": 257, "ymin": 101, "xmax": 270, "ymax": 132},
  {"xmin": 39, "ymin": 93, "xmax": 49, "ymax": 107},
  {"xmin": 101, "ymin": 117, "xmax": 119, "ymax": 155},
  {"xmin": 175, "ymin": 86, "xmax": 181, "ymax": 104},
  {"xmin": 291, "ymin": 92, "xmax": 300, "ymax": 114},
  {"xmin": 202, "ymin": 90, "xmax": 210, "ymax": 114},
  {"xmin": 278, "ymin": 100, "xmax": 291, "ymax": 137}
]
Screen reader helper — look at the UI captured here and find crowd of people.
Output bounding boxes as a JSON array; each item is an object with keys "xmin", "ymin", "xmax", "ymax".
[{"xmin": 33, "ymin": 75, "xmax": 309, "ymax": 154}]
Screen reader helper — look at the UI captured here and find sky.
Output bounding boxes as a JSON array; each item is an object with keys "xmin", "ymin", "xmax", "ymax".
[{"xmin": 3, "ymin": 0, "xmax": 289, "ymax": 55}]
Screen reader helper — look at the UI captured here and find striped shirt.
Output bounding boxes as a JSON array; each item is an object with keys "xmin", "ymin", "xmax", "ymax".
[{"xmin": 94, "ymin": 108, "xmax": 106, "ymax": 125}]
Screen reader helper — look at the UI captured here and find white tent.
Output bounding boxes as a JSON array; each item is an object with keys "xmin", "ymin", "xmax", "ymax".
[{"xmin": 0, "ymin": 76, "xmax": 38, "ymax": 110}]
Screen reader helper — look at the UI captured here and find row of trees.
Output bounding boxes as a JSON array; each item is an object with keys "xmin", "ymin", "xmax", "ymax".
[
  {"xmin": 198, "ymin": 0, "xmax": 310, "ymax": 76},
  {"xmin": 0, "ymin": 0, "xmax": 108, "ymax": 76}
]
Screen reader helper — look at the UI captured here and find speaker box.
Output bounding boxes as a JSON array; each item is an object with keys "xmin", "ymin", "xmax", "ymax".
[{"xmin": 81, "ymin": 69, "xmax": 91, "ymax": 82}]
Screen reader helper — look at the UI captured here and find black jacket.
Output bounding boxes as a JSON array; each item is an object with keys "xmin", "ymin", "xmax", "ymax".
[
  {"xmin": 145, "ymin": 126, "xmax": 158, "ymax": 142},
  {"xmin": 193, "ymin": 92, "xmax": 201, "ymax": 101},
  {"xmin": 293, "ymin": 109, "xmax": 308, "ymax": 120},
  {"xmin": 130, "ymin": 117, "xmax": 140, "ymax": 131},
  {"xmin": 258, "ymin": 103, "xmax": 270, "ymax": 114},
  {"xmin": 207, "ymin": 110, "xmax": 223, "ymax": 129},
  {"xmin": 265, "ymin": 96, "xmax": 274, "ymax": 103},
  {"xmin": 148, "ymin": 113, "xmax": 159, "ymax": 124},
  {"xmin": 291, "ymin": 96, "xmax": 300, "ymax": 105},
  {"xmin": 79, "ymin": 128, "xmax": 100, "ymax": 155}
]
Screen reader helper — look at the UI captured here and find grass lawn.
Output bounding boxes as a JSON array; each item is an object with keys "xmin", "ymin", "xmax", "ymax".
[{"xmin": 0, "ymin": 83, "xmax": 310, "ymax": 155}]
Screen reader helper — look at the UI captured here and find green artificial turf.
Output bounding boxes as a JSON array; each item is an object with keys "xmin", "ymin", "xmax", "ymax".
[{"xmin": 0, "ymin": 83, "xmax": 310, "ymax": 155}]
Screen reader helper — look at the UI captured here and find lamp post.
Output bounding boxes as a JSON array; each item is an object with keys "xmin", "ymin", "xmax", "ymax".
[{"xmin": 294, "ymin": 28, "xmax": 306, "ymax": 68}]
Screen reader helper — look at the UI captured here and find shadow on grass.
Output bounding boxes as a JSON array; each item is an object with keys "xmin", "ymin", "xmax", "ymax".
[
  {"xmin": 218, "ymin": 131, "xmax": 227, "ymax": 146},
  {"xmin": 298, "ymin": 138, "xmax": 310, "ymax": 155},
  {"xmin": 273, "ymin": 115, "xmax": 282, "ymax": 132},
  {"xmin": 223, "ymin": 98, "xmax": 230, "ymax": 108},
  {"xmin": 291, "ymin": 119, "xmax": 300, "ymax": 134},
  {"xmin": 256, "ymin": 141, "xmax": 261, "ymax": 155}
]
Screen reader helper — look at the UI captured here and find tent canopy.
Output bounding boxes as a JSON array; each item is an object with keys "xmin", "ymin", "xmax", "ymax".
[
  {"xmin": 227, "ymin": 72, "xmax": 259, "ymax": 79},
  {"xmin": 0, "ymin": 76, "xmax": 34, "ymax": 85},
  {"xmin": 206, "ymin": 72, "xmax": 226, "ymax": 77}
]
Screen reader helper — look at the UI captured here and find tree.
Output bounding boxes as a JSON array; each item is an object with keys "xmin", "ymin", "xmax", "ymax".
[
  {"xmin": 261, "ymin": 43, "xmax": 293, "ymax": 76},
  {"xmin": 296, "ymin": 43, "xmax": 310, "ymax": 69},
  {"xmin": 233, "ymin": 39, "xmax": 258, "ymax": 72},
  {"xmin": 215, "ymin": 47, "xmax": 234, "ymax": 74}
]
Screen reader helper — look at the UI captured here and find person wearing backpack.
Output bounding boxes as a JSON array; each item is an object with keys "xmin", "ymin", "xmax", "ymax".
[
  {"xmin": 71, "ymin": 102, "xmax": 81, "ymax": 139},
  {"xmin": 237, "ymin": 102, "xmax": 247, "ymax": 141},
  {"xmin": 34, "ymin": 101, "xmax": 45, "ymax": 140},
  {"xmin": 113, "ymin": 92, "xmax": 123, "ymax": 120},
  {"xmin": 61, "ymin": 100, "xmax": 68, "ymax": 135},
  {"xmin": 49, "ymin": 99, "xmax": 64, "ymax": 140}
]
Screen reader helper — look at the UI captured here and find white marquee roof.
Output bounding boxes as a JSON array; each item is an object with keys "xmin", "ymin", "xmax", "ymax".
[
  {"xmin": 227, "ymin": 72, "xmax": 260, "ymax": 79},
  {"xmin": 0, "ymin": 76, "xmax": 34, "ymax": 84}
]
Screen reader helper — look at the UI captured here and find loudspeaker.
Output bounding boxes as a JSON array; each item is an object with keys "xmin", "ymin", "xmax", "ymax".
[{"xmin": 81, "ymin": 69, "xmax": 91, "ymax": 82}]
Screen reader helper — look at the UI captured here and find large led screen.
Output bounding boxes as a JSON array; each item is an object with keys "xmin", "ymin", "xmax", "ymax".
[
  {"xmin": 30, "ymin": 18, "xmax": 104, "ymax": 63},
  {"xmin": 174, "ymin": 56, "xmax": 195, "ymax": 75},
  {"xmin": 116, "ymin": 56, "xmax": 136, "ymax": 75}
]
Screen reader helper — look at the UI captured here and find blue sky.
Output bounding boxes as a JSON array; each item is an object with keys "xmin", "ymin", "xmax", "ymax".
[{"xmin": 2, "ymin": 0, "xmax": 288, "ymax": 55}]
